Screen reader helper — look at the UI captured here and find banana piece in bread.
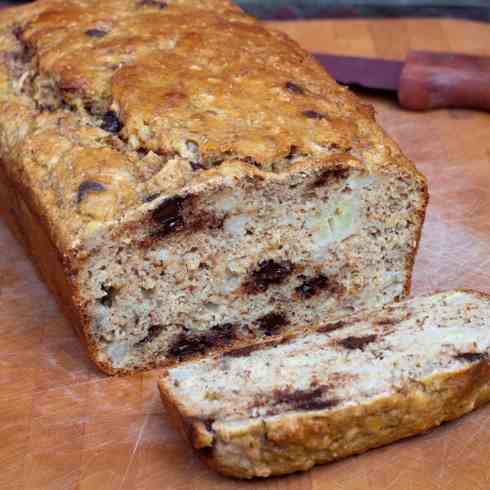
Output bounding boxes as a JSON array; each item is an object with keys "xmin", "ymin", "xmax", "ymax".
[
  {"xmin": 0, "ymin": 0, "xmax": 427, "ymax": 374},
  {"xmin": 159, "ymin": 290, "xmax": 490, "ymax": 479}
]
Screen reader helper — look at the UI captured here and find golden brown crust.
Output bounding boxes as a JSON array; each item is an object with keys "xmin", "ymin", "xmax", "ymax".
[
  {"xmin": 159, "ymin": 355, "xmax": 490, "ymax": 479},
  {"xmin": 0, "ymin": 0, "xmax": 425, "ymax": 255}
]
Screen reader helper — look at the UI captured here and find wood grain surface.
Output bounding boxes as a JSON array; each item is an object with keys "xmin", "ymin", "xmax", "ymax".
[{"xmin": 2, "ymin": 17, "xmax": 490, "ymax": 490}]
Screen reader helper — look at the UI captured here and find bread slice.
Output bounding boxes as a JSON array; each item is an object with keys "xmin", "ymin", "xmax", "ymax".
[
  {"xmin": 159, "ymin": 290, "xmax": 490, "ymax": 479},
  {"xmin": 0, "ymin": 0, "xmax": 426, "ymax": 374}
]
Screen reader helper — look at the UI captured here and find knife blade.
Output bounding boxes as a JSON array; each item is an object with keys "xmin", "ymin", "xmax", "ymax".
[
  {"xmin": 313, "ymin": 51, "xmax": 490, "ymax": 112},
  {"xmin": 313, "ymin": 53, "xmax": 403, "ymax": 92}
]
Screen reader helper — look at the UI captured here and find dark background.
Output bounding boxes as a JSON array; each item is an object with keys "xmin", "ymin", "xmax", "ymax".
[
  {"xmin": 238, "ymin": 1, "xmax": 490, "ymax": 22},
  {"xmin": 1, "ymin": 0, "xmax": 490, "ymax": 21}
]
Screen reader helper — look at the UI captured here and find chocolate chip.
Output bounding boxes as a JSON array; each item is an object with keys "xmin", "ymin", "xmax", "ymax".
[
  {"xmin": 85, "ymin": 28, "xmax": 109, "ymax": 38},
  {"xmin": 256, "ymin": 312, "xmax": 288, "ymax": 337},
  {"xmin": 244, "ymin": 260, "xmax": 293, "ymax": 294},
  {"xmin": 317, "ymin": 321, "xmax": 346, "ymax": 334},
  {"xmin": 77, "ymin": 180, "xmax": 106, "ymax": 203},
  {"xmin": 223, "ymin": 344, "xmax": 258, "ymax": 359},
  {"xmin": 168, "ymin": 323, "xmax": 236, "ymax": 360},
  {"xmin": 271, "ymin": 386, "xmax": 339, "ymax": 413},
  {"xmin": 294, "ymin": 398, "xmax": 339, "ymax": 411},
  {"xmin": 12, "ymin": 26, "xmax": 23, "ymax": 40},
  {"xmin": 39, "ymin": 104, "xmax": 56, "ymax": 113},
  {"xmin": 375, "ymin": 317, "xmax": 398, "ymax": 326},
  {"xmin": 151, "ymin": 196, "xmax": 186, "ymax": 236},
  {"xmin": 143, "ymin": 195, "xmax": 223, "ymax": 245},
  {"xmin": 285, "ymin": 81, "xmax": 305, "ymax": 95},
  {"xmin": 144, "ymin": 192, "xmax": 161, "ymax": 203},
  {"xmin": 101, "ymin": 111, "xmax": 123, "ymax": 133},
  {"xmin": 312, "ymin": 167, "xmax": 350, "ymax": 188},
  {"xmin": 202, "ymin": 418, "xmax": 214, "ymax": 432},
  {"xmin": 223, "ymin": 336, "xmax": 292, "ymax": 358},
  {"xmin": 136, "ymin": 324, "xmax": 165, "ymax": 346},
  {"xmin": 339, "ymin": 335, "xmax": 377, "ymax": 351},
  {"xmin": 286, "ymin": 145, "xmax": 298, "ymax": 161},
  {"xmin": 296, "ymin": 274, "xmax": 329, "ymax": 299},
  {"xmin": 99, "ymin": 284, "xmax": 115, "ymax": 307},
  {"xmin": 138, "ymin": 0, "xmax": 167, "ymax": 9},
  {"xmin": 303, "ymin": 110, "xmax": 328, "ymax": 120},
  {"xmin": 241, "ymin": 155, "xmax": 260, "ymax": 167},
  {"xmin": 274, "ymin": 386, "xmax": 325, "ymax": 404},
  {"xmin": 454, "ymin": 352, "xmax": 488, "ymax": 363},
  {"xmin": 190, "ymin": 162, "xmax": 205, "ymax": 171}
]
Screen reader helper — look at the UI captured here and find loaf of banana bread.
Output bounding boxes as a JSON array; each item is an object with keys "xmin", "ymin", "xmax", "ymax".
[
  {"xmin": 159, "ymin": 290, "xmax": 490, "ymax": 478},
  {"xmin": 0, "ymin": 0, "xmax": 427, "ymax": 374}
]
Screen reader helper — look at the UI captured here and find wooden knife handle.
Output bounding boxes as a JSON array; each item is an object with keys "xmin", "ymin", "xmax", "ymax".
[{"xmin": 398, "ymin": 50, "xmax": 490, "ymax": 111}]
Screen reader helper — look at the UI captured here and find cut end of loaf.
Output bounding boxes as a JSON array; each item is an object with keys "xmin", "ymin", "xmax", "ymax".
[
  {"xmin": 76, "ymin": 159, "xmax": 426, "ymax": 374},
  {"xmin": 159, "ymin": 290, "xmax": 490, "ymax": 478}
]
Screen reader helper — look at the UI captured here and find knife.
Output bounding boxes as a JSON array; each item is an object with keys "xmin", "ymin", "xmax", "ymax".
[{"xmin": 314, "ymin": 50, "xmax": 490, "ymax": 112}]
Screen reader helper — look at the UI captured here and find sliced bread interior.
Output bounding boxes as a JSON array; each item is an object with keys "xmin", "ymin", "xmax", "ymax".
[{"xmin": 159, "ymin": 290, "xmax": 490, "ymax": 478}]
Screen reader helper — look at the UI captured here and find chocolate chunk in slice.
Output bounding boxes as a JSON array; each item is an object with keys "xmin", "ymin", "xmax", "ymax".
[
  {"xmin": 85, "ymin": 28, "xmax": 109, "ymax": 38},
  {"xmin": 303, "ymin": 110, "xmax": 328, "ymax": 120},
  {"xmin": 138, "ymin": 0, "xmax": 168, "ymax": 9},
  {"xmin": 454, "ymin": 352, "xmax": 488, "ymax": 363},
  {"xmin": 256, "ymin": 312, "xmax": 289, "ymax": 337},
  {"xmin": 285, "ymin": 81, "xmax": 305, "ymax": 95},
  {"xmin": 338, "ymin": 335, "xmax": 377, "ymax": 350},
  {"xmin": 77, "ymin": 180, "xmax": 106, "ymax": 203},
  {"xmin": 101, "ymin": 111, "xmax": 123, "ymax": 133},
  {"xmin": 244, "ymin": 260, "xmax": 293, "ymax": 294}
]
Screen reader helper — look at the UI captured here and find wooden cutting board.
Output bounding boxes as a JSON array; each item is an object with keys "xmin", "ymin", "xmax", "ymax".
[{"xmin": 2, "ymin": 17, "xmax": 490, "ymax": 490}]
